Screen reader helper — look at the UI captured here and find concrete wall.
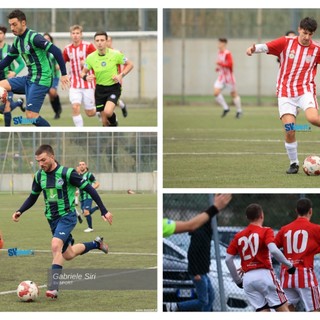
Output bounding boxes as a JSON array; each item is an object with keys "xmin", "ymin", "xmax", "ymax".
[
  {"xmin": 0, "ymin": 172, "xmax": 157, "ymax": 193},
  {"xmin": 163, "ymin": 38, "xmax": 298, "ymax": 96}
]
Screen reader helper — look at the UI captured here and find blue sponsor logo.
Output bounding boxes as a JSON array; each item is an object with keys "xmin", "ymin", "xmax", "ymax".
[
  {"xmin": 8, "ymin": 247, "xmax": 34, "ymax": 256},
  {"xmin": 13, "ymin": 116, "xmax": 37, "ymax": 125},
  {"xmin": 284, "ymin": 123, "xmax": 311, "ymax": 132}
]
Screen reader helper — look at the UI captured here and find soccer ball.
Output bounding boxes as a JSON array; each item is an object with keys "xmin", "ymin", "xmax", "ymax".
[
  {"xmin": 0, "ymin": 86, "xmax": 7, "ymax": 104},
  {"xmin": 302, "ymin": 155, "xmax": 320, "ymax": 176},
  {"xmin": 17, "ymin": 280, "xmax": 39, "ymax": 302}
]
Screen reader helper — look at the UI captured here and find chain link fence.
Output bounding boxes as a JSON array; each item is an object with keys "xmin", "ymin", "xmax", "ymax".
[{"xmin": 163, "ymin": 193, "xmax": 320, "ymax": 311}]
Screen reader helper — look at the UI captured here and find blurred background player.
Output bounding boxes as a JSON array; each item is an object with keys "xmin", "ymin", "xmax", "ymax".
[
  {"xmin": 214, "ymin": 38, "xmax": 242, "ymax": 119},
  {"xmin": 43, "ymin": 33, "xmax": 62, "ymax": 120},
  {"xmin": 78, "ymin": 161, "xmax": 99, "ymax": 232},
  {"xmin": 225, "ymin": 203, "xmax": 296, "ymax": 312},
  {"xmin": 63, "ymin": 25, "xmax": 97, "ymax": 127},
  {"xmin": 106, "ymin": 35, "xmax": 128, "ymax": 118},
  {"xmin": 246, "ymin": 17, "xmax": 320, "ymax": 174},
  {"xmin": 0, "ymin": 25, "xmax": 25, "ymax": 126},
  {"xmin": 274, "ymin": 198, "xmax": 320, "ymax": 312}
]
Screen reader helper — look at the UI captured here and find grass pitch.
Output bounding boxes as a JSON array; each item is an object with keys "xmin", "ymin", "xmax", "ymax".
[
  {"xmin": 5, "ymin": 96, "xmax": 157, "ymax": 127},
  {"xmin": 0, "ymin": 192, "xmax": 157, "ymax": 312},
  {"xmin": 164, "ymin": 98, "xmax": 320, "ymax": 188}
]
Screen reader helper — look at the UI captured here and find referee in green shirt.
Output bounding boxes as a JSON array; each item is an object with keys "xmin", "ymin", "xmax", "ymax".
[{"xmin": 81, "ymin": 31, "xmax": 133, "ymax": 126}]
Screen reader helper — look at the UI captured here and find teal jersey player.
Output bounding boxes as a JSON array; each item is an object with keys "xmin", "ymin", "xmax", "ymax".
[
  {"xmin": 10, "ymin": 29, "xmax": 53, "ymax": 87},
  {"xmin": 32, "ymin": 164, "xmax": 89, "ymax": 220}
]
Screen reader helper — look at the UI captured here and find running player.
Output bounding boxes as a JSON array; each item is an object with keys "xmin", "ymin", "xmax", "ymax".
[
  {"xmin": 0, "ymin": 9, "xmax": 69, "ymax": 127},
  {"xmin": 246, "ymin": 17, "xmax": 320, "ymax": 174},
  {"xmin": 78, "ymin": 161, "xmax": 99, "ymax": 232},
  {"xmin": 63, "ymin": 25, "xmax": 97, "ymax": 126},
  {"xmin": 274, "ymin": 198, "xmax": 320, "ymax": 311},
  {"xmin": 80, "ymin": 31, "xmax": 133, "ymax": 127},
  {"xmin": 214, "ymin": 38, "xmax": 242, "ymax": 118},
  {"xmin": 12, "ymin": 144, "xmax": 112, "ymax": 299},
  {"xmin": 225, "ymin": 203, "xmax": 296, "ymax": 312}
]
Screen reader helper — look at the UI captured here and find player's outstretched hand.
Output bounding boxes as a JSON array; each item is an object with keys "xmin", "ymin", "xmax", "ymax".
[
  {"xmin": 12, "ymin": 211, "xmax": 21, "ymax": 222},
  {"xmin": 287, "ymin": 265, "xmax": 296, "ymax": 274},
  {"xmin": 101, "ymin": 211, "xmax": 113, "ymax": 225},
  {"xmin": 246, "ymin": 44, "xmax": 256, "ymax": 56},
  {"xmin": 214, "ymin": 194, "xmax": 232, "ymax": 211}
]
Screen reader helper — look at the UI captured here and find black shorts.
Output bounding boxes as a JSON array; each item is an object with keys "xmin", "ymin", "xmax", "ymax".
[{"xmin": 95, "ymin": 83, "xmax": 121, "ymax": 112}]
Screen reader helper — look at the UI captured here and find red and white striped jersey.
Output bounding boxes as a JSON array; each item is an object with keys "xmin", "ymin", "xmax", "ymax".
[
  {"xmin": 216, "ymin": 49, "xmax": 236, "ymax": 85},
  {"xmin": 63, "ymin": 41, "xmax": 96, "ymax": 89},
  {"xmin": 227, "ymin": 224, "xmax": 275, "ymax": 272},
  {"xmin": 274, "ymin": 217, "xmax": 320, "ymax": 288},
  {"xmin": 266, "ymin": 36, "xmax": 320, "ymax": 97}
]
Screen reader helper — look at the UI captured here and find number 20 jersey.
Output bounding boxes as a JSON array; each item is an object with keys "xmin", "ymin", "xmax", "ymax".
[{"xmin": 227, "ymin": 224, "xmax": 275, "ymax": 272}]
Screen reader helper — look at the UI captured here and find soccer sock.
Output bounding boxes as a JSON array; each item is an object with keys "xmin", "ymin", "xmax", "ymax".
[
  {"xmin": 86, "ymin": 215, "xmax": 92, "ymax": 229},
  {"xmin": 118, "ymin": 99, "xmax": 125, "ymax": 109},
  {"xmin": 90, "ymin": 206, "xmax": 98, "ymax": 215},
  {"xmin": 215, "ymin": 94, "xmax": 229, "ymax": 110},
  {"xmin": 33, "ymin": 116, "xmax": 50, "ymax": 127},
  {"xmin": 233, "ymin": 96, "xmax": 242, "ymax": 112},
  {"xmin": 81, "ymin": 240, "xmax": 99, "ymax": 255},
  {"xmin": 48, "ymin": 264, "xmax": 63, "ymax": 291},
  {"xmin": 72, "ymin": 114, "xmax": 84, "ymax": 127},
  {"xmin": 107, "ymin": 113, "xmax": 117, "ymax": 126},
  {"xmin": 285, "ymin": 141, "xmax": 299, "ymax": 165},
  {"xmin": 4, "ymin": 112, "xmax": 11, "ymax": 126}
]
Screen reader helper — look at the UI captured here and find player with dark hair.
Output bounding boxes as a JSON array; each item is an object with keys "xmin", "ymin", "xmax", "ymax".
[
  {"xmin": 80, "ymin": 31, "xmax": 133, "ymax": 126},
  {"xmin": 274, "ymin": 198, "xmax": 320, "ymax": 311},
  {"xmin": 0, "ymin": 9, "xmax": 69, "ymax": 126},
  {"xmin": 12, "ymin": 144, "xmax": 112, "ymax": 299},
  {"xmin": 77, "ymin": 161, "xmax": 99, "ymax": 232},
  {"xmin": 247, "ymin": 17, "xmax": 320, "ymax": 174},
  {"xmin": 43, "ymin": 33, "xmax": 62, "ymax": 120},
  {"xmin": 0, "ymin": 24, "xmax": 25, "ymax": 126},
  {"xmin": 226, "ymin": 203, "xmax": 296, "ymax": 312},
  {"xmin": 214, "ymin": 38, "xmax": 242, "ymax": 118}
]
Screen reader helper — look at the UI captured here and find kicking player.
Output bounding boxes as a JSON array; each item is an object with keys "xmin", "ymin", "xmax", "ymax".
[{"xmin": 12, "ymin": 144, "xmax": 112, "ymax": 299}]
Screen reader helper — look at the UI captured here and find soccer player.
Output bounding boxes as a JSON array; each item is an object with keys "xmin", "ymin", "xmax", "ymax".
[
  {"xmin": 214, "ymin": 38, "xmax": 242, "ymax": 119},
  {"xmin": 0, "ymin": 24, "xmax": 25, "ymax": 126},
  {"xmin": 12, "ymin": 144, "xmax": 113, "ymax": 299},
  {"xmin": 274, "ymin": 198, "xmax": 320, "ymax": 312},
  {"xmin": 80, "ymin": 31, "xmax": 133, "ymax": 127},
  {"xmin": 77, "ymin": 161, "xmax": 100, "ymax": 232},
  {"xmin": 106, "ymin": 35, "xmax": 128, "ymax": 118},
  {"xmin": 63, "ymin": 25, "xmax": 97, "ymax": 127},
  {"xmin": 0, "ymin": 9, "xmax": 69, "ymax": 127},
  {"xmin": 43, "ymin": 33, "xmax": 62, "ymax": 120},
  {"xmin": 225, "ymin": 203, "xmax": 296, "ymax": 312},
  {"xmin": 246, "ymin": 17, "xmax": 320, "ymax": 174},
  {"xmin": 163, "ymin": 193, "xmax": 232, "ymax": 238}
]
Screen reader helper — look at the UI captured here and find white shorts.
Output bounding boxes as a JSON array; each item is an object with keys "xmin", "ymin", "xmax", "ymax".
[
  {"xmin": 214, "ymin": 79, "xmax": 236, "ymax": 92},
  {"xmin": 284, "ymin": 286, "xmax": 320, "ymax": 311},
  {"xmin": 243, "ymin": 269, "xmax": 287, "ymax": 311},
  {"xmin": 278, "ymin": 92, "xmax": 318, "ymax": 118},
  {"xmin": 69, "ymin": 88, "xmax": 95, "ymax": 110}
]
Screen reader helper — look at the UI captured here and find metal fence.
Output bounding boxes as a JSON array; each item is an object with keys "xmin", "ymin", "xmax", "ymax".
[
  {"xmin": 163, "ymin": 193, "xmax": 320, "ymax": 311},
  {"xmin": 0, "ymin": 132, "xmax": 157, "ymax": 175}
]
